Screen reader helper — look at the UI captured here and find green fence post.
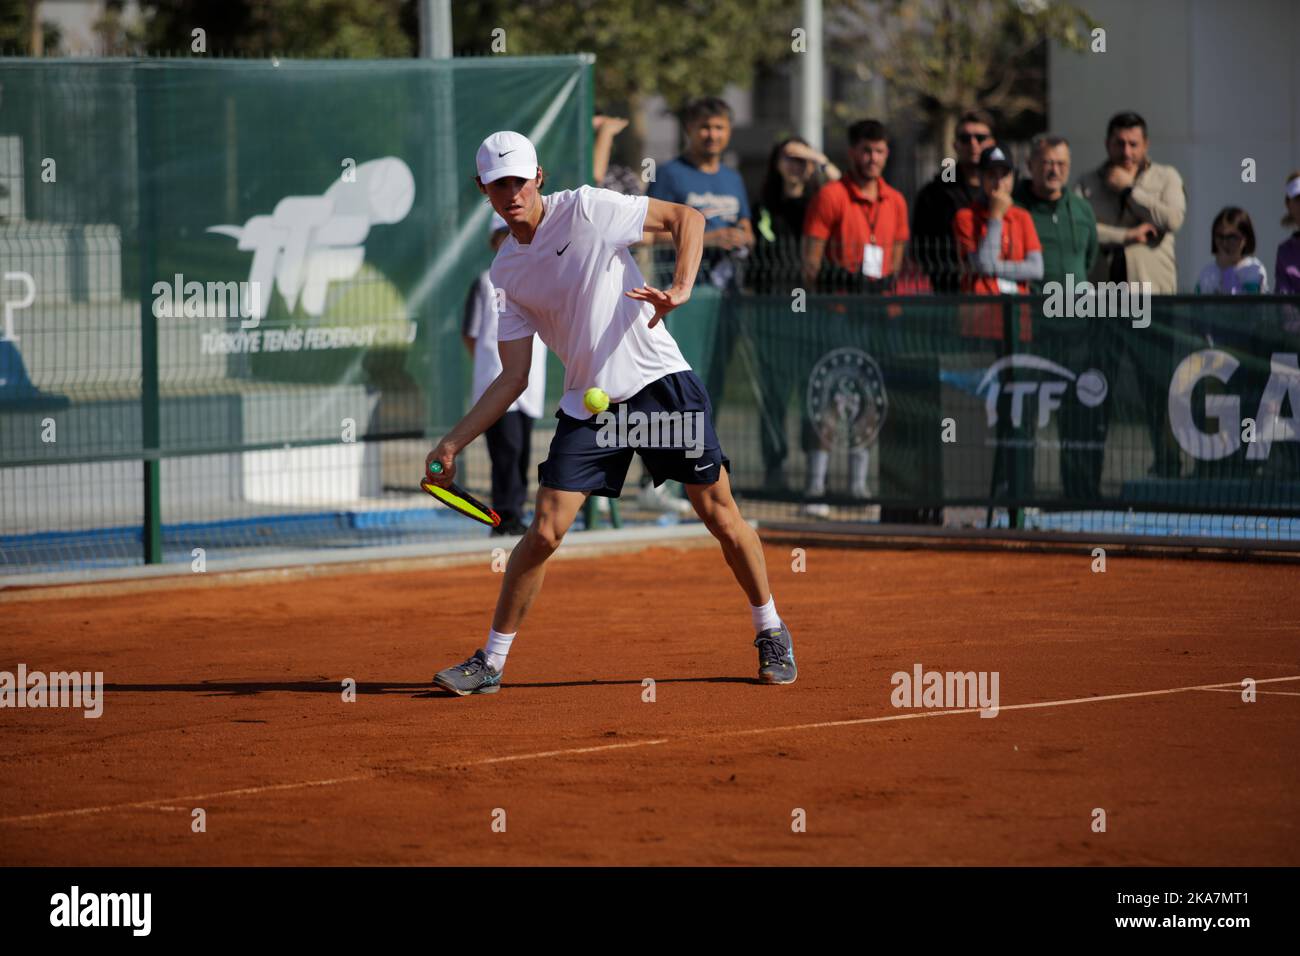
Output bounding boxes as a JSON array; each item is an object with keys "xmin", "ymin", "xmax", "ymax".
[
  {"xmin": 136, "ymin": 63, "xmax": 162, "ymax": 564},
  {"xmin": 1007, "ymin": 297, "xmax": 1025, "ymax": 529}
]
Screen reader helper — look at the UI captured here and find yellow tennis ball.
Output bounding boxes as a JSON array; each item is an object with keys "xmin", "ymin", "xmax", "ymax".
[{"xmin": 583, "ymin": 387, "xmax": 610, "ymax": 414}]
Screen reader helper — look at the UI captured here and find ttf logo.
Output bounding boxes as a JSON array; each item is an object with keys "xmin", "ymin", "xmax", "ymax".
[
  {"xmin": 977, "ymin": 354, "xmax": 1108, "ymax": 428},
  {"xmin": 208, "ymin": 157, "xmax": 414, "ymax": 326}
]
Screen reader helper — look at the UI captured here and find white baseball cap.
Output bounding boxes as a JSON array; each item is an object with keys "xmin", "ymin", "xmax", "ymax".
[{"xmin": 476, "ymin": 131, "xmax": 538, "ymax": 184}]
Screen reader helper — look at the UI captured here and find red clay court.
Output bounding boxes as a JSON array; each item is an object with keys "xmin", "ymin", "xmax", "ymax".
[{"xmin": 2, "ymin": 541, "xmax": 1297, "ymax": 866}]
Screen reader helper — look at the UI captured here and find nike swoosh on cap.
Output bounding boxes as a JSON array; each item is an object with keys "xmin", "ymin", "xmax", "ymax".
[{"xmin": 498, "ymin": 149, "xmax": 516, "ymax": 157}]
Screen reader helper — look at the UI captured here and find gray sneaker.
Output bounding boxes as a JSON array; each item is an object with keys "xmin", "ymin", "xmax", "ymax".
[
  {"xmin": 433, "ymin": 649, "xmax": 502, "ymax": 696},
  {"xmin": 754, "ymin": 624, "xmax": 797, "ymax": 685}
]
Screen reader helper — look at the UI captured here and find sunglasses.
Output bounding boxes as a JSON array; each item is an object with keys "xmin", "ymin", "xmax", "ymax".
[
  {"xmin": 1214, "ymin": 233, "xmax": 1244, "ymax": 243},
  {"xmin": 957, "ymin": 133, "xmax": 991, "ymax": 143}
]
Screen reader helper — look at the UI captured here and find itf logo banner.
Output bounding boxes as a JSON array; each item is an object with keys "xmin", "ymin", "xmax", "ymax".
[{"xmin": 208, "ymin": 158, "xmax": 415, "ymax": 327}]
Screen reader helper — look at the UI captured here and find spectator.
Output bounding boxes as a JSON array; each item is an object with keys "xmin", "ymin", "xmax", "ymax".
[
  {"xmin": 647, "ymin": 96, "xmax": 753, "ymax": 288},
  {"xmin": 1274, "ymin": 171, "xmax": 1300, "ymax": 295},
  {"xmin": 646, "ymin": 96, "xmax": 752, "ymax": 504},
  {"xmin": 752, "ymin": 136, "xmax": 840, "ymax": 293},
  {"xmin": 1075, "ymin": 111, "xmax": 1185, "ymax": 293},
  {"xmin": 802, "ymin": 119, "xmax": 910, "ymax": 294},
  {"xmin": 799, "ymin": 119, "xmax": 909, "ymax": 515},
  {"xmin": 1271, "ymin": 173, "xmax": 1300, "ymax": 480},
  {"xmin": 953, "ymin": 145, "xmax": 1043, "ymax": 297},
  {"xmin": 461, "ymin": 214, "xmax": 549, "ymax": 536},
  {"xmin": 1076, "ymin": 111, "xmax": 1186, "ymax": 478},
  {"xmin": 955, "ymin": 145, "xmax": 1043, "ymax": 501},
  {"xmin": 750, "ymin": 136, "xmax": 840, "ymax": 495},
  {"xmin": 593, "ymin": 114, "xmax": 642, "ymax": 195},
  {"xmin": 1013, "ymin": 135, "xmax": 1098, "ymax": 288},
  {"xmin": 1195, "ymin": 208, "xmax": 1269, "ymax": 294},
  {"xmin": 1015, "ymin": 135, "xmax": 1103, "ymax": 501},
  {"xmin": 912, "ymin": 109, "xmax": 997, "ymax": 292}
]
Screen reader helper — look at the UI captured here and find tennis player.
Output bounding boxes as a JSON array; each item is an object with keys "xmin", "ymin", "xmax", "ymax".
[{"xmin": 425, "ymin": 130, "xmax": 794, "ymax": 695}]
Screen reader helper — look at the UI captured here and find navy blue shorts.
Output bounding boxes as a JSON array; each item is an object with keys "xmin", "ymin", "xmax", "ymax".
[{"xmin": 538, "ymin": 370, "xmax": 731, "ymax": 499}]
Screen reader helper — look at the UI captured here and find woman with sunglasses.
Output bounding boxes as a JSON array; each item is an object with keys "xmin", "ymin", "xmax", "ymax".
[
  {"xmin": 1194, "ymin": 207, "xmax": 1269, "ymax": 294},
  {"xmin": 749, "ymin": 136, "xmax": 840, "ymax": 499},
  {"xmin": 751, "ymin": 136, "xmax": 840, "ymax": 294}
]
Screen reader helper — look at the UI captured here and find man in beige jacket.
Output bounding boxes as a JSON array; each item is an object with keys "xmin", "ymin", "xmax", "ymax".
[
  {"xmin": 1075, "ymin": 111, "xmax": 1187, "ymax": 477},
  {"xmin": 1076, "ymin": 111, "xmax": 1185, "ymax": 292}
]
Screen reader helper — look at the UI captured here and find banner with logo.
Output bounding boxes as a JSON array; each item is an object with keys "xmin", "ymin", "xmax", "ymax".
[
  {"xmin": 723, "ymin": 296, "xmax": 1299, "ymax": 512},
  {"xmin": 0, "ymin": 57, "xmax": 592, "ymax": 470}
]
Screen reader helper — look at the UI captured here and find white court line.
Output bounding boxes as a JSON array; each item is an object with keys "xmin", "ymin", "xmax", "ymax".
[
  {"xmin": 0, "ymin": 740, "xmax": 670, "ymax": 825},
  {"xmin": 2, "ymin": 675, "xmax": 1296, "ymax": 826},
  {"xmin": 470, "ymin": 739, "xmax": 671, "ymax": 766},
  {"xmin": 1195, "ymin": 688, "xmax": 1300, "ymax": 697}
]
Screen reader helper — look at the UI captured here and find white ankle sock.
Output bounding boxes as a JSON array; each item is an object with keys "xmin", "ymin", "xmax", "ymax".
[
  {"xmin": 484, "ymin": 628, "xmax": 515, "ymax": 671},
  {"xmin": 750, "ymin": 596, "xmax": 781, "ymax": 633}
]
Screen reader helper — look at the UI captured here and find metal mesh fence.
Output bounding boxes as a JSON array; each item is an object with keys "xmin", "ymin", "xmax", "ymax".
[
  {"xmin": 2, "ymin": 58, "xmax": 1298, "ymax": 576},
  {"xmin": 1, "ymin": 56, "xmax": 594, "ymax": 574},
  {"xmin": 644, "ymin": 241, "xmax": 1300, "ymax": 541}
]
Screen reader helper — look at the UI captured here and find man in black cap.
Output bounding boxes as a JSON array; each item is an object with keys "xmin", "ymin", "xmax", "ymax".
[
  {"xmin": 913, "ymin": 109, "xmax": 998, "ymax": 292},
  {"xmin": 953, "ymin": 144, "xmax": 1043, "ymax": 297},
  {"xmin": 953, "ymin": 144, "xmax": 1044, "ymax": 505}
]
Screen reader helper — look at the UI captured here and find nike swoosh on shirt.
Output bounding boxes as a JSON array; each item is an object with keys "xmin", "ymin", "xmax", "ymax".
[
  {"xmin": 557, "ymin": 242, "xmax": 571, "ymax": 256},
  {"xmin": 694, "ymin": 462, "xmax": 714, "ymax": 472}
]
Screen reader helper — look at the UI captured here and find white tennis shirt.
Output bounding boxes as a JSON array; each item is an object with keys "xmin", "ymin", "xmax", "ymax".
[{"xmin": 491, "ymin": 185, "xmax": 692, "ymax": 420}]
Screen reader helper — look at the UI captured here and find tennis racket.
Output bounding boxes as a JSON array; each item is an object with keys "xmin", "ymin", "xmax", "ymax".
[{"xmin": 420, "ymin": 461, "xmax": 501, "ymax": 527}]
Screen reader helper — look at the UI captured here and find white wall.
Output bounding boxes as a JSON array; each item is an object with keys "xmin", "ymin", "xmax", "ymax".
[{"xmin": 1049, "ymin": 0, "xmax": 1299, "ymax": 291}]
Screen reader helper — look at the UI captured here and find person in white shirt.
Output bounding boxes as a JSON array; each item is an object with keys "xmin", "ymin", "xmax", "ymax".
[
  {"xmin": 461, "ymin": 214, "xmax": 549, "ymax": 535},
  {"xmin": 425, "ymin": 131, "xmax": 796, "ymax": 694},
  {"xmin": 1194, "ymin": 207, "xmax": 1270, "ymax": 294}
]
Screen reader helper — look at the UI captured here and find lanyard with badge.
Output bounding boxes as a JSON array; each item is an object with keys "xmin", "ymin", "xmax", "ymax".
[{"xmin": 860, "ymin": 196, "xmax": 884, "ymax": 279}]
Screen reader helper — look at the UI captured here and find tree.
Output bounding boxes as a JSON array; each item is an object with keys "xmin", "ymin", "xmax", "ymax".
[
  {"xmin": 827, "ymin": 0, "xmax": 1098, "ymax": 148},
  {"xmin": 0, "ymin": 0, "xmax": 63, "ymax": 55},
  {"xmin": 140, "ymin": 0, "xmax": 414, "ymax": 58},
  {"xmin": 453, "ymin": 0, "xmax": 799, "ymax": 160},
  {"xmin": 95, "ymin": 0, "xmax": 147, "ymax": 56}
]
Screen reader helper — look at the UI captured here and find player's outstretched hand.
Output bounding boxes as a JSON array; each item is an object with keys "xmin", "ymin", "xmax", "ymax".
[
  {"xmin": 424, "ymin": 441, "xmax": 457, "ymax": 486},
  {"xmin": 625, "ymin": 284, "xmax": 690, "ymax": 328}
]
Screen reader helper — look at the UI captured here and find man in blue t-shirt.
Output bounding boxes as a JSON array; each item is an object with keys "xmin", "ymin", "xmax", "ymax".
[
  {"xmin": 646, "ymin": 96, "xmax": 752, "ymax": 483},
  {"xmin": 648, "ymin": 96, "xmax": 753, "ymax": 290}
]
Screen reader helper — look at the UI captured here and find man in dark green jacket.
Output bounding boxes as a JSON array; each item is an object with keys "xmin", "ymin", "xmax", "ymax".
[
  {"xmin": 1013, "ymin": 134, "xmax": 1105, "ymax": 502},
  {"xmin": 1013, "ymin": 135, "xmax": 1098, "ymax": 289}
]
